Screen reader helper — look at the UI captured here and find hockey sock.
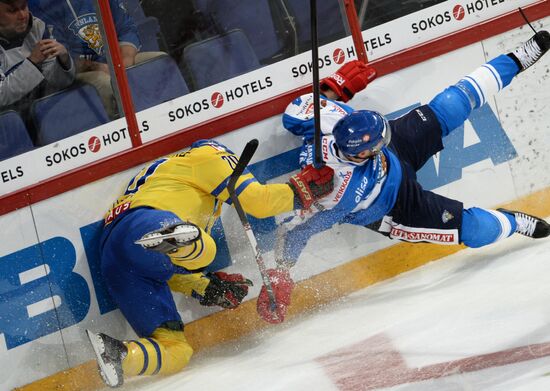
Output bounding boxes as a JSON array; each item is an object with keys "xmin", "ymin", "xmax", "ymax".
[
  {"xmin": 456, "ymin": 55, "xmax": 519, "ymax": 110},
  {"xmin": 429, "ymin": 55, "xmax": 519, "ymax": 136},
  {"xmin": 460, "ymin": 207, "xmax": 515, "ymax": 248},
  {"xmin": 123, "ymin": 328, "xmax": 193, "ymax": 376}
]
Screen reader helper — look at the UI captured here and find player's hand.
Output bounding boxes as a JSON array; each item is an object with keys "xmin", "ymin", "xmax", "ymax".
[
  {"xmin": 199, "ymin": 272, "xmax": 253, "ymax": 309},
  {"xmin": 257, "ymin": 268, "xmax": 294, "ymax": 324},
  {"xmin": 288, "ymin": 164, "xmax": 334, "ymax": 210},
  {"xmin": 320, "ymin": 60, "xmax": 377, "ymax": 102}
]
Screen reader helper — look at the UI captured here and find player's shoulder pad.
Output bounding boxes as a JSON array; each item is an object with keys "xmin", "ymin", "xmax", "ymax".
[
  {"xmin": 191, "ymin": 139, "xmax": 235, "ymax": 154},
  {"xmin": 283, "ymin": 94, "xmax": 353, "ymax": 137},
  {"xmin": 284, "ymin": 93, "xmax": 353, "ymax": 119},
  {"xmin": 284, "ymin": 94, "xmax": 315, "ymax": 120}
]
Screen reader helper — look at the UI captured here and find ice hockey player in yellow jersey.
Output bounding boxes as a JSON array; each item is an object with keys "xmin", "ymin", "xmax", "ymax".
[{"xmin": 86, "ymin": 139, "xmax": 334, "ymax": 387}]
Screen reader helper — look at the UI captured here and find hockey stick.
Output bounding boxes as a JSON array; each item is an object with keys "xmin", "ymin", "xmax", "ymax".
[
  {"xmin": 227, "ymin": 139, "xmax": 279, "ymax": 316},
  {"xmin": 311, "ymin": 0, "xmax": 369, "ymax": 168},
  {"xmin": 310, "ymin": 0, "xmax": 323, "ymax": 169},
  {"xmin": 518, "ymin": 7, "xmax": 539, "ymax": 34},
  {"xmin": 343, "ymin": 0, "xmax": 369, "ymax": 63}
]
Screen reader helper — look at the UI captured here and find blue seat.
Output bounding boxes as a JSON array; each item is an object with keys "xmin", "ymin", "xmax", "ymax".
[
  {"xmin": 32, "ymin": 84, "xmax": 110, "ymax": 146},
  {"xmin": 0, "ymin": 111, "xmax": 34, "ymax": 160},
  {"xmin": 284, "ymin": 0, "xmax": 347, "ymax": 49},
  {"xmin": 127, "ymin": 55, "xmax": 189, "ymax": 111},
  {"xmin": 183, "ymin": 30, "xmax": 261, "ymax": 89},
  {"xmin": 123, "ymin": 0, "xmax": 162, "ymax": 51},
  {"xmin": 136, "ymin": 18, "xmax": 162, "ymax": 52},
  {"xmin": 194, "ymin": 0, "xmax": 286, "ymax": 63}
]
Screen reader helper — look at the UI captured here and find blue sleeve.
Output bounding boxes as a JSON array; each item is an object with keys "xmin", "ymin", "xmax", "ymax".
[
  {"xmin": 282, "ymin": 211, "xmax": 336, "ymax": 262},
  {"xmin": 298, "ymin": 142, "xmax": 313, "ymax": 168},
  {"xmin": 111, "ymin": 0, "xmax": 141, "ymax": 49},
  {"xmin": 282, "ymin": 205, "xmax": 352, "ymax": 262},
  {"xmin": 282, "ymin": 112, "xmax": 315, "ymax": 140}
]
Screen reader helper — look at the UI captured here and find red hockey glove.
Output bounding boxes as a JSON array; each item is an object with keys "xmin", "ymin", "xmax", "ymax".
[
  {"xmin": 320, "ymin": 60, "xmax": 377, "ymax": 102},
  {"xmin": 200, "ymin": 272, "xmax": 253, "ymax": 309},
  {"xmin": 288, "ymin": 164, "xmax": 334, "ymax": 210},
  {"xmin": 257, "ymin": 268, "xmax": 295, "ymax": 324}
]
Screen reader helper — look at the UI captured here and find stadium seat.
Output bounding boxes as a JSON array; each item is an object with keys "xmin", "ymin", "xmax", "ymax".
[
  {"xmin": 183, "ymin": 29, "xmax": 261, "ymax": 89},
  {"xmin": 123, "ymin": 0, "xmax": 162, "ymax": 51},
  {"xmin": 31, "ymin": 84, "xmax": 110, "ymax": 146},
  {"xmin": 193, "ymin": 0, "xmax": 287, "ymax": 63},
  {"xmin": 0, "ymin": 111, "xmax": 34, "ymax": 160},
  {"xmin": 283, "ymin": 0, "xmax": 347, "ymax": 49},
  {"xmin": 135, "ymin": 17, "xmax": 163, "ymax": 52},
  {"xmin": 126, "ymin": 54, "xmax": 190, "ymax": 111}
]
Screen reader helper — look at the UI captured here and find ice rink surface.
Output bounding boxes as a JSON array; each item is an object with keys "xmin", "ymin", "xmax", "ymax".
[{"xmin": 125, "ymin": 234, "xmax": 550, "ymax": 391}]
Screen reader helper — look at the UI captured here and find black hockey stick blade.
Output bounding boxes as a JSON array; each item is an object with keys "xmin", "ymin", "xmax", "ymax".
[{"xmin": 227, "ymin": 139, "xmax": 259, "ymax": 194}]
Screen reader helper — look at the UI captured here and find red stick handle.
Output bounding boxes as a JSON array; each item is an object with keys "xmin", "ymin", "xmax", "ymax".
[{"xmin": 344, "ymin": 0, "xmax": 369, "ymax": 63}]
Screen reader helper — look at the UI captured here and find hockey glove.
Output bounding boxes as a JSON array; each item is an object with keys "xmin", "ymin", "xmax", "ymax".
[
  {"xmin": 257, "ymin": 268, "xmax": 295, "ymax": 324},
  {"xmin": 200, "ymin": 272, "xmax": 253, "ymax": 309},
  {"xmin": 288, "ymin": 164, "xmax": 334, "ymax": 210},
  {"xmin": 320, "ymin": 60, "xmax": 377, "ymax": 102}
]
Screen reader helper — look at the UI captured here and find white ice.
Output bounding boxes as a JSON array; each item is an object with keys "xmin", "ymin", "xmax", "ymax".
[{"xmin": 125, "ymin": 234, "xmax": 550, "ymax": 391}]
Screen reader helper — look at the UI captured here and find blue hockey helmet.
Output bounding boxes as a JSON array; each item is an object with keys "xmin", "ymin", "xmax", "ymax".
[{"xmin": 332, "ymin": 110, "xmax": 391, "ymax": 157}]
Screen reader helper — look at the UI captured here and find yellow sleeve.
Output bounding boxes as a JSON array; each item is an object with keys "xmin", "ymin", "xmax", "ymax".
[
  {"xmin": 189, "ymin": 142, "xmax": 295, "ymax": 216},
  {"xmin": 167, "ymin": 272, "xmax": 210, "ymax": 297},
  {"xmin": 238, "ymin": 181, "xmax": 295, "ymax": 218}
]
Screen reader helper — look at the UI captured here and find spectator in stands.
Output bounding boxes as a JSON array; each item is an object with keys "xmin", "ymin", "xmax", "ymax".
[
  {"xmin": 0, "ymin": 0, "xmax": 75, "ymax": 119},
  {"xmin": 29, "ymin": 0, "xmax": 163, "ymax": 118},
  {"xmin": 140, "ymin": 0, "xmax": 215, "ymax": 60}
]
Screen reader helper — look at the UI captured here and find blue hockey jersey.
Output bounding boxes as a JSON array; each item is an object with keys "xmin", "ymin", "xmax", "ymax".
[{"xmin": 281, "ymin": 94, "xmax": 403, "ymax": 261}]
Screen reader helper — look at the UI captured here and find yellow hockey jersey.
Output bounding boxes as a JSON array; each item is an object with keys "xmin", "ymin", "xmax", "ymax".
[{"xmin": 104, "ymin": 139, "xmax": 294, "ymax": 232}]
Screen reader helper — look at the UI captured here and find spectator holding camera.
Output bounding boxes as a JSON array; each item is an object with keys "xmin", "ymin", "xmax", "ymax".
[
  {"xmin": 30, "ymin": 0, "xmax": 163, "ymax": 118},
  {"xmin": 0, "ymin": 0, "xmax": 74, "ymax": 113}
]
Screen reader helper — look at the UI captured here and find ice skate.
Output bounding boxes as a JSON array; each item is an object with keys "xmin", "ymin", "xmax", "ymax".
[
  {"xmin": 86, "ymin": 330, "xmax": 127, "ymax": 388},
  {"xmin": 498, "ymin": 208, "xmax": 550, "ymax": 239},
  {"xmin": 509, "ymin": 30, "xmax": 550, "ymax": 72},
  {"xmin": 135, "ymin": 221, "xmax": 201, "ymax": 254}
]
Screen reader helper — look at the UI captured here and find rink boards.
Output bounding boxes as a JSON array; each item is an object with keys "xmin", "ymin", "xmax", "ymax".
[{"xmin": 2, "ymin": 17, "xmax": 550, "ymax": 391}]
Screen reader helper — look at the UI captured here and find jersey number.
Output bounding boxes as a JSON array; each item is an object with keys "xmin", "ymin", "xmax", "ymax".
[
  {"xmin": 221, "ymin": 155, "xmax": 239, "ymax": 171},
  {"xmin": 125, "ymin": 158, "xmax": 168, "ymax": 195}
]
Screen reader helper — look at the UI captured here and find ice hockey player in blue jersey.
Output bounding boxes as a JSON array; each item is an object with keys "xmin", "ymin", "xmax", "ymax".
[{"xmin": 256, "ymin": 30, "xmax": 550, "ymax": 323}]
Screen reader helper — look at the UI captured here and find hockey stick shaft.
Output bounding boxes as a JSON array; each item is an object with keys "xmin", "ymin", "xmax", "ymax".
[
  {"xmin": 518, "ymin": 7, "xmax": 538, "ymax": 33},
  {"xmin": 311, "ymin": 0, "xmax": 368, "ymax": 167},
  {"xmin": 227, "ymin": 139, "xmax": 278, "ymax": 314},
  {"xmin": 343, "ymin": 0, "xmax": 369, "ymax": 63},
  {"xmin": 310, "ymin": 0, "xmax": 323, "ymax": 168}
]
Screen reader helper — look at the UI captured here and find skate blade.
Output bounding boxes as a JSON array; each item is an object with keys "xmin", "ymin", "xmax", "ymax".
[
  {"xmin": 86, "ymin": 330, "xmax": 120, "ymax": 388},
  {"xmin": 135, "ymin": 226, "xmax": 200, "ymax": 246}
]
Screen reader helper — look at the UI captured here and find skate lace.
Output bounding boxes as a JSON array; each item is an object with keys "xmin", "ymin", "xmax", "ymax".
[
  {"xmin": 515, "ymin": 213, "xmax": 537, "ymax": 237},
  {"xmin": 516, "ymin": 38, "xmax": 543, "ymax": 68}
]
